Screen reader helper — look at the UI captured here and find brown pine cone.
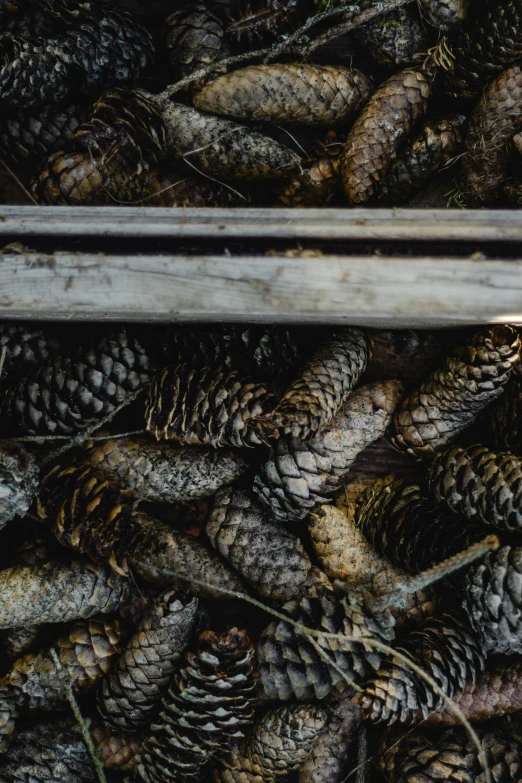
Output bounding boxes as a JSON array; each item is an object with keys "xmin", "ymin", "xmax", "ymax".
[
  {"xmin": 146, "ymin": 364, "xmax": 279, "ymax": 448},
  {"xmin": 0, "ymin": 721, "xmax": 96, "ymax": 782},
  {"xmin": 156, "ymin": 101, "xmax": 301, "ymax": 182},
  {"xmin": 485, "ymin": 376, "xmax": 522, "ymax": 453},
  {"xmin": 0, "ymin": 103, "xmax": 87, "ymax": 165},
  {"xmin": 298, "ymin": 696, "xmax": 361, "ymax": 783},
  {"xmin": 1, "ymin": 626, "xmax": 41, "ymax": 661},
  {"xmin": 0, "ymin": 617, "xmax": 121, "ymax": 717},
  {"xmin": 224, "ymin": 0, "xmax": 311, "ymax": 50},
  {"xmin": 419, "ymin": 0, "xmax": 468, "ymax": 32},
  {"xmin": 254, "ymin": 380, "xmax": 404, "ymax": 522},
  {"xmin": 424, "ymin": 658, "xmax": 522, "ymax": 726},
  {"xmin": 464, "ymin": 544, "xmax": 522, "ymax": 655},
  {"xmin": 377, "ymin": 116, "xmax": 466, "ymax": 205},
  {"xmin": 84, "ymin": 437, "xmax": 247, "ymax": 504},
  {"xmin": 429, "ymin": 444, "xmax": 522, "ymax": 533},
  {"xmin": 379, "ymin": 724, "xmax": 522, "ymax": 783},
  {"xmin": 357, "ymin": 611, "xmax": 485, "ymax": 725},
  {"xmin": 90, "ymin": 722, "xmax": 143, "ymax": 771},
  {"xmin": 309, "ymin": 504, "xmax": 439, "ymax": 630},
  {"xmin": 355, "ymin": 476, "xmax": 485, "ymax": 573},
  {"xmin": 137, "ymin": 627, "xmax": 259, "ymax": 782},
  {"xmin": 98, "ymin": 590, "xmax": 200, "ymax": 732},
  {"xmin": 354, "ymin": 5, "xmax": 430, "ymax": 67},
  {"xmin": 254, "ymin": 328, "xmax": 370, "ymax": 443},
  {"xmin": 444, "ymin": 0, "xmax": 522, "ymax": 102},
  {"xmin": 1, "ymin": 326, "xmax": 152, "ymax": 435},
  {"xmin": 0, "ymin": 441, "xmax": 38, "ymax": 530},
  {"xmin": 166, "ymin": 3, "xmax": 229, "ymax": 81},
  {"xmin": 392, "ymin": 326, "xmax": 521, "ymax": 458},
  {"xmin": 38, "ymin": 462, "xmax": 246, "ymax": 598},
  {"xmin": 275, "ymin": 155, "xmax": 341, "ymax": 208},
  {"xmin": 142, "ymin": 169, "xmax": 248, "ymax": 207},
  {"xmin": 207, "ymin": 487, "xmax": 330, "ymax": 604},
  {"xmin": 194, "ymin": 64, "xmax": 372, "ymax": 128},
  {"xmin": 341, "ymin": 69, "xmax": 430, "ymax": 205},
  {"xmin": 257, "ymin": 586, "xmax": 396, "ymax": 701},
  {"xmin": 0, "ymin": 560, "xmax": 130, "ymax": 630},
  {"xmin": 460, "ymin": 65, "xmax": 522, "ymax": 206},
  {"xmin": 0, "ymin": 324, "xmax": 61, "ymax": 378}
]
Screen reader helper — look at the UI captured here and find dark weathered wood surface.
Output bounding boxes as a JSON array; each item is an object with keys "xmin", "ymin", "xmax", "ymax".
[{"xmin": 0, "ymin": 206, "xmax": 522, "ymax": 242}]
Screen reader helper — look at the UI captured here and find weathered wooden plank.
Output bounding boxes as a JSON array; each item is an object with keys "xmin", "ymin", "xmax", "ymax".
[
  {"xmin": 0, "ymin": 251, "xmax": 520, "ymax": 325},
  {"xmin": 1, "ymin": 206, "xmax": 522, "ymax": 242}
]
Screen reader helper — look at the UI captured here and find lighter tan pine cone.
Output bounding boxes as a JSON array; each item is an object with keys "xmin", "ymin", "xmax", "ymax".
[
  {"xmin": 84, "ymin": 437, "xmax": 247, "ymax": 504},
  {"xmin": 98, "ymin": 590, "xmax": 200, "ymax": 732},
  {"xmin": 392, "ymin": 326, "xmax": 521, "ymax": 459},
  {"xmin": 207, "ymin": 487, "xmax": 330, "ymax": 604},
  {"xmin": 254, "ymin": 328, "xmax": 370, "ymax": 442},
  {"xmin": 156, "ymin": 102, "xmax": 301, "ymax": 182},
  {"xmin": 90, "ymin": 722, "xmax": 143, "ymax": 771},
  {"xmin": 194, "ymin": 64, "xmax": 372, "ymax": 127},
  {"xmin": 253, "ymin": 380, "xmax": 404, "ymax": 522},
  {"xmin": 341, "ymin": 68, "xmax": 430, "ymax": 205},
  {"xmin": 0, "ymin": 560, "xmax": 130, "ymax": 630}
]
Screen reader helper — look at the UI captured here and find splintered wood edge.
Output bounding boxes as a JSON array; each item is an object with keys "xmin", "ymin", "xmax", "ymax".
[
  {"xmin": 0, "ymin": 251, "xmax": 520, "ymax": 325},
  {"xmin": 1, "ymin": 206, "xmax": 522, "ymax": 241}
]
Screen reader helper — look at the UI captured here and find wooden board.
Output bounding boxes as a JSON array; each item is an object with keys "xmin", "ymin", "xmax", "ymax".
[
  {"xmin": 0, "ymin": 249, "xmax": 520, "ymax": 325},
  {"xmin": 1, "ymin": 206, "xmax": 522, "ymax": 242}
]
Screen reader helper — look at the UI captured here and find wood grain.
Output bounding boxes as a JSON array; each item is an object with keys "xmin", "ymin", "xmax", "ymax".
[
  {"xmin": 1, "ymin": 206, "xmax": 522, "ymax": 242},
  {"xmin": 0, "ymin": 251, "xmax": 519, "ymax": 325}
]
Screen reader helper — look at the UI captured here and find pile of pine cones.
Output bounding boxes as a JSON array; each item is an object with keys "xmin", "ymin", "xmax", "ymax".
[
  {"xmin": 0, "ymin": 320, "xmax": 522, "ymax": 782},
  {"xmin": 2, "ymin": 0, "xmax": 522, "ymax": 207}
]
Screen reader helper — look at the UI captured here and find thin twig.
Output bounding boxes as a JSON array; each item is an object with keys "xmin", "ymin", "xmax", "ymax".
[
  {"xmin": 40, "ymin": 386, "xmax": 147, "ymax": 467},
  {"xmin": 49, "ymin": 648, "xmax": 107, "ymax": 783},
  {"xmin": 156, "ymin": 0, "xmax": 417, "ymax": 102},
  {"xmin": 0, "ymin": 346, "xmax": 7, "ymax": 381},
  {"xmin": 161, "ymin": 571, "xmax": 491, "ymax": 783},
  {"xmin": 10, "ymin": 428, "xmax": 146, "ymax": 444}
]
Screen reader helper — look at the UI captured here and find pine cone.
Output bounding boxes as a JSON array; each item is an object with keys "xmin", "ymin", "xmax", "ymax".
[
  {"xmin": 257, "ymin": 587, "xmax": 396, "ymax": 701},
  {"xmin": 354, "ymin": 5, "xmax": 430, "ymax": 67},
  {"xmin": 464, "ymin": 544, "xmax": 522, "ymax": 655},
  {"xmin": 377, "ymin": 116, "xmax": 466, "ymax": 205},
  {"xmin": 0, "ymin": 103, "xmax": 87, "ymax": 165},
  {"xmin": 207, "ymin": 487, "xmax": 330, "ymax": 604},
  {"xmin": 84, "ymin": 437, "xmax": 247, "ymax": 504},
  {"xmin": 0, "ymin": 3, "xmax": 155, "ymax": 110},
  {"xmin": 254, "ymin": 380, "xmax": 404, "ymax": 522},
  {"xmin": 254, "ymin": 328, "xmax": 370, "ymax": 442},
  {"xmin": 194, "ymin": 64, "xmax": 372, "ymax": 128},
  {"xmin": 341, "ymin": 69, "xmax": 430, "ymax": 205},
  {"xmin": 156, "ymin": 101, "xmax": 301, "ymax": 182},
  {"xmin": 275, "ymin": 155, "xmax": 341, "ymax": 208},
  {"xmin": 1, "ymin": 327, "xmax": 152, "ymax": 435},
  {"xmin": 0, "ymin": 441, "xmax": 38, "ymax": 529},
  {"xmin": 0, "ymin": 721, "xmax": 96, "ymax": 783},
  {"xmin": 298, "ymin": 696, "xmax": 361, "ymax": 783},
  {"xmin": 140, "ymin": 169, "xmax": 248, "ymax": 207},
  {"xmin": 309, "ymin": 504, "xmax": 439, "ymax": 630},
  {"xmin": 1, "ymin": 625, "xmax": 41, "ymax": 660},
  {"xmin": 166, "ymin": 3, "xmax": 229, "ymax": 81},
  {"xmin": 0, "ymin": 324, "xmax": 61, "ymax": 378},
  {"xmin": 354, "ymin": 476, "xmax": 485, "ymax": 574},
  {"xmin": 392, "ymin": 326, "xmax": 521, "ymax": 458},
  {"xmin": 136, "ymin": 628, "xmax": 259, "ymax": 782},
  {"xmin": 224, "ymin": 0, "xmax": 310, "ymax": 50},
  {"xmin": 98, "ymin": 590, "xmax": 200, "ymax": 732},
  {"xmin": 425, "ymin": 658, "xmax": 522, "ymax": 726},
  {"xmin": 429, "ymin": 444, "xmax": 522, "ymax": 533},
  {"xmin": 90, "ymin": 722, "xmax": 142, "ymax": 771},
  {"xmin": 146, "ymin": 364, "xmax": 279, "ymax": 448},
  {"xmin": 460, "ymin": 65, "xmax": 522, "ymax": 206},
  {"xmin": 419, "ymin": 0, "xmax": 468, "ymax": 32},
  {"xmin": 379, "ymin": 724, "xmax": 522, "ymax": 783},
  {"xmin": 485, "ymin": 376, "xmax": 522, "ymax": 453},
  {"xmin": 0, "ymin": 560, "xmax": 130, "ymax": 630},
  {"xmin": 444, "ymin": 0, "xmax": 522, "ymax": 101},
  {"xmin": 38, "ymin": 462, "xmax": 246, "ymax": 597},
  {"xmin": 0, "ymin": 618, "xmax": 121, "ymax": 717},
  {"xmin": 357, "ymin": 611, "xmax": 485, "ymax": 725}
]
